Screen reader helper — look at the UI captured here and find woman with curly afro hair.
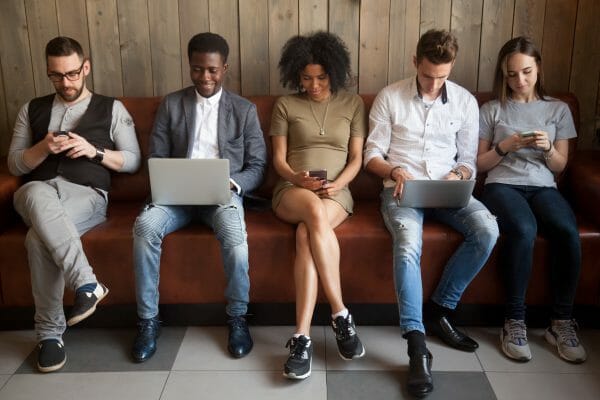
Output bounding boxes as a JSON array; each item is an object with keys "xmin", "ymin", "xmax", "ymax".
[{"xmin": 270, "ymin": 31, "xmax": 366, "ymax": 380}]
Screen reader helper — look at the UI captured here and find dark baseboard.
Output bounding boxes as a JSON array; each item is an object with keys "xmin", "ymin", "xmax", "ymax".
[{"xmin": 1, "ymin": 302, "xmax": 599, "ymax": 330}]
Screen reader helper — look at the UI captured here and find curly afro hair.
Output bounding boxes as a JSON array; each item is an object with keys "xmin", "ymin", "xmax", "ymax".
[{"xmin": 278, "ymin": 31, "xmax": 352, "ymax": 93}]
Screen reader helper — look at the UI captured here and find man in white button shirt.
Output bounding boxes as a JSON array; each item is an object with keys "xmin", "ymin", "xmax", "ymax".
[
  {"xmin": 364, "ymin": 29, "xmax": 499, "ymax": 397},
  {"xmin": 131, "ymin": 32, "xmax": 266, "ymax": 363}
]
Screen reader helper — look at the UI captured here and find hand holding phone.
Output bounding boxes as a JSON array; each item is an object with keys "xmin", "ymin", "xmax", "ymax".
[
  {"xmin": 53, "ymin": 131, "xmax": 69, "ymax": 137},
  {"xmin": 519, "ymin": 130, "xmax": 536, "ymax": 138},
  {"xmin": 308, "ymin": 169, "xmax": 327, "ymax": 181}
]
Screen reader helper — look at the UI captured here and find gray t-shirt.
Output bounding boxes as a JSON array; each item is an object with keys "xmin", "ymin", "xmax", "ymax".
[{"xmin": 479, "ymin": 98, "xmax": 576, "ymax": 188}]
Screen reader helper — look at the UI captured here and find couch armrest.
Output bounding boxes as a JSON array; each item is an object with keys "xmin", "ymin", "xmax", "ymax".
[
  {"xmin": 0, "ymin": 158, "xmax": 21, "ymax": 232},
  {"xmin": 568, "ymin": 150, "xmax": 600, "ymax": 227}
]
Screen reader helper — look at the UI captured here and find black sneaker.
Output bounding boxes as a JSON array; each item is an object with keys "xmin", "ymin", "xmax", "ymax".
[
  {"xmin": 283, "ymin": 335, "xmax": 313, "ymax": 380},
  {"xmin": 331, "ymin": 313, "xmax": 365, "ymax": 360},
  {"xmin": 67, "ymin": 282, "xmax": 109, "ymax": 326},
  {"xmin": 37, "ymin": 339, "xmax": 66, "ymax": 373}
]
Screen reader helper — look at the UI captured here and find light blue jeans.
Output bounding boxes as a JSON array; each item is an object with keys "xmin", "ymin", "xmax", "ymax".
[
  {"xmin": 133, "ymin": 193, "xmax": 250, "ymax": 319},
  {"xmin": 380, "ymin": 188, "xmax": 499, "ymax": 334}
]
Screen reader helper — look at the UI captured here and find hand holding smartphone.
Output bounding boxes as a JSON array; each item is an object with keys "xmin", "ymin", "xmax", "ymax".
[
  {"xmin": 519, "ymin": 130, "xmax": 536, "ymax": 138},
  {"xmin": 53, "ymin": 131, "xmax": 69, "ymax": 137},
  {"xmin": 308, "ymin": 169, "xmax": 327, "ymax": 181}
]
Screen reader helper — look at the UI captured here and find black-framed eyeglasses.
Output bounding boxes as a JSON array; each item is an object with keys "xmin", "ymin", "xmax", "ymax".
[{"xmin": 47, "ymin": 62, "xmax": 85, "ymax": 82}]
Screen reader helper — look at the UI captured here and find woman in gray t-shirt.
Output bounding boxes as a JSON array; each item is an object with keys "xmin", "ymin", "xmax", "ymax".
[{"xmin": 476, "ymin": 37, "xmax": 586, "ymax": 364}]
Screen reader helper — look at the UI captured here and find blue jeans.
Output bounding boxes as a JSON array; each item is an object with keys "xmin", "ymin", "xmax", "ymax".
[
  {"xmin": 380, "ymin": 188, "xmax": 499, "ymax": 334},
  {"xmin": 133, "ymin": 193, "xmax": 250, "ymax": 319},
  {"xmin": 481, "ymin": 183, "xmax": 581, "ymax": 320}
]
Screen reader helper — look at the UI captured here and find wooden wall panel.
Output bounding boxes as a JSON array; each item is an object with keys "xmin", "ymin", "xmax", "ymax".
[
  {"xmin": 450, "ymin": 0, "xmax": 483, "ymax": 92},
  {"xmin": 148, "ymin": 0, "xmax": 181, "ymax": 96},
  {"xmin": 300, "ymin": 0, "xmax": 328, "ymax": 34},
  {"xmin": 569, "ymin": 0, "xmax": 600, "ymax": 149},
  {"xmin": 513, "ymin": 0, "xmax": 546, "ymax": 45},
  {"xmin": 117, "ymin": 0, "xmax": 153, "ymax": 97},
  {"xmin": 478, "ymin": 0, "xmax": 514, "ymax": 91},
  {"xmin": 359, "ymin": 0, "xmax": 390, "ymax": 94},
  {"xmin": 541, "ymin": 0, "xmax": 577, "ymax": 93},
  {"xmin": 329, "ymin": 0, "xmax": 359, "ymax": 92},
  {"xmin": 388, "ymin": 0, "xmax": 420, "ymax": 84},
  {"xmin": 179, "ymin": 0, "xmax": 209, "ymax": 88},
  {"xmin": 25, "ymin": 0, "xmax": 58, "ymax": 97},
  {"xmin": 239, "ymin": 0, "xmax": 269, "ymax": 95},
  {"xmin": 87, "ymin": 0, "xmax": 123, "ymax": 97},
  {"xmin": 420, "ymin": 0, "xmax": 451, "ymax": 34},
  {"xmin": 0, "ymin": 0, "xmax": 36, "ymax": 145},
  {"xmin": 56, "ymin": 0, "xmax": 93, "ymax": 91},
  {"xmin": 210, "ymin": 0, "xmax": 241, "ymax": 94},
  {"xmin": 0, "ymin": 0, "xmax": 599, "ymax": 152},
  {"xmin": 268, "ymin": 0, "xmax": 298, "ymax": 95}
]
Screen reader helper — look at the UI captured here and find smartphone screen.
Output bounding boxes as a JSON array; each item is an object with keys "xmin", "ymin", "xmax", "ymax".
[
  {"xmin": 53, "ymin": 131, "xmax": 69, "ymax": 137},
  {"xmin": 520, "ymin": 131, "xmax": 536, "ymax": 138},
  {"xmin": 308, "ymin": 169, "xmax": 327, "ymax": 181}
]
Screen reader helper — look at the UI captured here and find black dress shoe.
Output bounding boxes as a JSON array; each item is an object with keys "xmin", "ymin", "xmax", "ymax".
[
  {"xmin": 227, "ymin": 316, "xmax": 253, "ymax": 358},
  {"xmin": 428, "ymin": 316, "xmax": 478, "ymax": 352},
  {"xmin": 132, "ymin": 316, "xmax": 160, "ymax": 363},
  {"xmin": 407, "ymin": 350, "xmax": 433, "ymax": 398}
]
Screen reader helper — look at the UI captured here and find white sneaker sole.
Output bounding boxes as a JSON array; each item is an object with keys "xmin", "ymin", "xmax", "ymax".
[
  {"xmin": 500, "ymin": 330, "xmax": 531, "ymax": 362},
  {"xmin": 283, "ymin": 360, "xmax": 312, "ymax": 380},
  {"xmin": 338, "ymin": 345, "xmax": 366, "ymax": 361}
]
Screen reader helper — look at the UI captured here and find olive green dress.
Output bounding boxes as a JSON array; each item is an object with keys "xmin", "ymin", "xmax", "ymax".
[{"xmin": 270, "ymin": 91, "xmax": 366, "ymax": 213}]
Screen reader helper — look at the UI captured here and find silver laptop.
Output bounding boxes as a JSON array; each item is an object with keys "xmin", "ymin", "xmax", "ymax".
[
  {"xmin": 396, "ymin": 179, "xmax": 475, "ymax": 208},
  {"xmin": 148, "ymin": 158, "xmax": 231, "ymax": 205}
]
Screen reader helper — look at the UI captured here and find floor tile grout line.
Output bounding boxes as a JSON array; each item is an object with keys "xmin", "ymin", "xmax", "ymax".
[{"xmin": 157, "ymin": 370, "xmax": 171, "ymax": 400}]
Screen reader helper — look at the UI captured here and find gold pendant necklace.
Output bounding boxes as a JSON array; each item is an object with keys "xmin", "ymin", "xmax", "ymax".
[{"xmin": 308, "ymin": 95, "xmax": 331, "ymax": 135}]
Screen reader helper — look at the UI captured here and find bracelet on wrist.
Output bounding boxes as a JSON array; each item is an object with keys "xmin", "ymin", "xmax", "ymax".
[
  {"xmin": 450, "ymin": 168, "xmax": 464, "ymax": 180},
  {"xmin": 494, "ymin": 143, "xmax": 508, "ymax": 157},
  {"xmin": 389, "ymin": 166, "xmax": 403, "ymax": 181}
]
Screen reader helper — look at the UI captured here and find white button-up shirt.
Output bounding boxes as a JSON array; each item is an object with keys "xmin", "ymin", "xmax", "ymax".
[
  {"xmin": 191, "ymin": 88, "xmax": 222, "ymax": 159},
  {"xmin": 364, "ymin": 77, "xmax": 479, "ymax": 187}
]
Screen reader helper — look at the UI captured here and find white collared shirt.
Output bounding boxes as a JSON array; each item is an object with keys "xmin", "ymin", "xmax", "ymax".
[
  {"xmin": 364, "ymin": 77, "xmax": 479, "ymax": 187},
  {"xmin": 191, "ymin": 88, "xmax": 222, "ymax": 159}
]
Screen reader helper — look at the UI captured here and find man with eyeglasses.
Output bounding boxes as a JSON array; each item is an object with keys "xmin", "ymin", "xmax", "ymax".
[
  {"xmin": 7, "ymin": 36, "xmax": 141, "ymax": 372},
  {"xmin": 131, "ymin": 32, "xmax": 266, "ymax": 363}
]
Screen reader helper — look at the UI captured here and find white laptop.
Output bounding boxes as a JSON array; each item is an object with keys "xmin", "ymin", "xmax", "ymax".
[
  {"xmin": 148, "ymin": 158, "xmax": 231, "ymax": 205},
  {"xmin": 396, "ymin": 179, "xmax": 475, "ymax": 208}
]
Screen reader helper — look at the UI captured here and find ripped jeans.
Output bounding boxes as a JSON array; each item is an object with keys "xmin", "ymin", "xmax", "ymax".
[
  {"xmin": 133, "ymin": 193, "xmax": 250, "ymax": 319},
  {"xmin": 380, "ymin": 188, "xmax": 499, "ymax": 334}
]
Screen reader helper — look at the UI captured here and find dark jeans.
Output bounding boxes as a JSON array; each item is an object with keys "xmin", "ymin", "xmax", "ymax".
[{"xmin": 481, "ymin": 183, "xmax": 581, "ymax": 320}]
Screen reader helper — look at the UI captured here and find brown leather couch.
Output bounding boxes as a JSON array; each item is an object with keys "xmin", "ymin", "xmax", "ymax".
[{"xmin": 0, "ymin": 93, "xmax": 599, "ymax": 312}]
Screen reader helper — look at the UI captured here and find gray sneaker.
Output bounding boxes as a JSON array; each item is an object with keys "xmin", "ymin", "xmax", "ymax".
[
  {"xmin": 500, "ymin": 319, "xmax": 531, "ymax": 362},
  {"xmin": 545, "ymin": 319, "xmax": 587, "ymax": 363}
]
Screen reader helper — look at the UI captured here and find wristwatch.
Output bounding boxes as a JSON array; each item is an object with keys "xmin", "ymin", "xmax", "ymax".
[
  {"xmin": 450, "ymin": 168, "xmax": 464, "ymax": 180},
  {"xmin": 92, "ymin": 146, "xmax": 105, "ymax": 164}
]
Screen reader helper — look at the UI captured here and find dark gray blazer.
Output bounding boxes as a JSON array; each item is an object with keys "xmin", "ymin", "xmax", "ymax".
[{"xmin": 149, "ymin": 87, "xmax": 267, "ymax": 195}]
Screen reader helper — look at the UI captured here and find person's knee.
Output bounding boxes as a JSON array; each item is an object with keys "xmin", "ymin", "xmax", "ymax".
[
  {"xmin": 470, "ymin": 209, "xmax": 500, "ymax": 247},
  {"xmin": 133, "ymin": 208, "xmax": 166, "ymax": 241},
  {"xmin": 24, "ymin": 228, "xmax": 44, "ymax": 252},
  {"xmin": 213, "ymin": 205, "xmax": 246, "ymax": 247}
]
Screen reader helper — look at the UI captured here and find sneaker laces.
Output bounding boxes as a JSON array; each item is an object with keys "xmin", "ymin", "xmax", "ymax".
[
  {"xmin": 286, "ymin": 337, "xmax": 309, "ymax": 360},
  {"xmin": 552, "ymin": 319, "xmax": 580, "ymax": 347},
  {"xmin": 505, "ymin": 319, "xmax": 528, "ymax": 345},
  {"xmin": 333, "ymin": 316, "xmax": 355, "ymax": 340}
]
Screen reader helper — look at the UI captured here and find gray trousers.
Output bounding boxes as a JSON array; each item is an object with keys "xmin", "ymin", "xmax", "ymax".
[{"xmin": 13, "ymin": 178, "xmax": 107, "ymax": 342}]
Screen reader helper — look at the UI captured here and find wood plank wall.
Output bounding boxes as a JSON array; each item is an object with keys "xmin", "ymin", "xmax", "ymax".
[{"xmin": 0, "ymin": 0, "xmax": 598, "ymax": 154}]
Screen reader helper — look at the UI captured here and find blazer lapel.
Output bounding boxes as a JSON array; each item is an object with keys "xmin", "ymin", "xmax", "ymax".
[
  {"xmin": 217, "ymin": 90, "xmax": 232, "ymax": 157},
  {"xmin": 183, "ymin": 87, "xmax": 196, "ymax": 158}
]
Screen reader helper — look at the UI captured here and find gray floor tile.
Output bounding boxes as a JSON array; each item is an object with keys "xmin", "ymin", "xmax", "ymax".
[
  {"xmin": 0, "ymin": 331, "xmax": 36, "ymax": 374},
  {"xmin": 172, "ymin": 326, "xmax": 327, "ymax": 372},
  {"xmin": 15, "ymin": 327, "xmax": 186, "ymax": 373},
  {"xmin": 487, "ymin": 371, "xmax": 600, "ymax": 400},
  {"xmin": 0, "ymin": 376, "xmax": 10, "ymax": 391},
  {"xmin": 0, "ymin": 372, "xmax": 168, "ymax": 400},
  {"xmin": 161, "ymin": 371, "xmax": 326, "ymax": 400},
  {"xmin": 327, "ymin": 371, "xmax": 496, "ymax": 400},
  {"xmin": 470, "ymin": 327, "xmax": 598, "ymax": 373}
]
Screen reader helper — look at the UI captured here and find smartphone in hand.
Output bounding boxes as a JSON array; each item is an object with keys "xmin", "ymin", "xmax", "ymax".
[
  {"xmin": 53, "ymin": 131, "xmax": 69, "ymax": 137},
  {"xmin": 519, "ymin": 130, "xmax": 536, "ymax": 138},
  {"xmin": 308, "ymin": 169, "xmax": 327, "ymax": 181}
]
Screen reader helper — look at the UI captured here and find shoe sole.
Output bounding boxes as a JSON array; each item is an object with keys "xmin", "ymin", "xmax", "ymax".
[
  {"xmin": 338, "ymin": 345, "xmax": 366, "ymax": 361},
  {"xmin": 37, "ymin": 355, "xmax": 66, "ymax": 373},
  {"xmin": 544, "ymin": 329, "xmax": 586, "ymax": 364},
  {"xmin": 500, "ymin": 330, "xmax": 531, "ymax": 362},
  {"xmin": 66, "ymin": 285, "xmax": 109, "ymax": 326},
  {"xmin": 283, "ymin": 360, "xmax": 312, "ymax": 380}
]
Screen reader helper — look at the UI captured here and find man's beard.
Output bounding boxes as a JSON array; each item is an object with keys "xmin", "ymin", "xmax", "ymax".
[{"xmin": 57, "ymin": 84, "xmax": 84, "ymax": 102}]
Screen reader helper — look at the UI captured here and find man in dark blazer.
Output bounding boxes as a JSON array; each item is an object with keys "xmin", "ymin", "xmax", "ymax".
[{"xmin": 131, "ymin": 32, "xmax": 267, "ymax": 363}]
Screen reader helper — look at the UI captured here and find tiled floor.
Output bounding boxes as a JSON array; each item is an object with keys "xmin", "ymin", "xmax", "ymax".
[{"xmin": 0, "ymin": 325, "xmax": 599, "ymax": 399}]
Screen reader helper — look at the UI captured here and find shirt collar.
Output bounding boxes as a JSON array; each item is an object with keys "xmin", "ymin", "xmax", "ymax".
[
  {"xmin": 413, "ymin": 76, "xmax": 448, "ymax": 104},
  {"xmin": 195, "ymin": 88, "xmax": 222, "ymax": 107}
]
